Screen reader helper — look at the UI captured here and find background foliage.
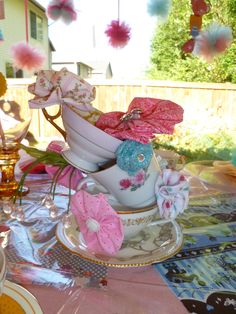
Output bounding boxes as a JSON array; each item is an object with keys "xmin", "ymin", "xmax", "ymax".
[
  {"xmin": 148, "ymin": 0, "xmax": 236, "ymax": 83},
  {"xmin": 152, "ymin": 127, "xmax": 236, "ymax": 163}
]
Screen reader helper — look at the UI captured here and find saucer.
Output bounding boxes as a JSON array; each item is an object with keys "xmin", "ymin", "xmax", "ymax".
[
  {"xmin": 1, "ymin": 280, "xmax": 43, "ymax": 313},
  {"xmin": 56, "ymin": 217, "xmax": 183, "ymax": 267}
]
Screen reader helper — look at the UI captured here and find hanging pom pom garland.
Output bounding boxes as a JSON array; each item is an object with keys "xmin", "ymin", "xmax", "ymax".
[
  {"xmin": 182, "ymin": 0, "xmax": 209, "ymax": 54},
  {"xmin": 182, "ymin": 0, "xmax": 233, "ymax": 61},
  {"xmin": 47, "ymin": 0, "xmax": 77, "ymax": 24},
  {"xmin": 147, "ymin": 0, "xmax": 172, "ymax": 21},
  {"xmin": 193, "ymin": 23, "xmax": 233, "ymax": 61},
  {"xmin": 10, "ymin": 42, "xmax": 45, "ymax": 72},
  {"xmin": 105, "ymin": 0, "xmax": 131, "ymax": 48}
]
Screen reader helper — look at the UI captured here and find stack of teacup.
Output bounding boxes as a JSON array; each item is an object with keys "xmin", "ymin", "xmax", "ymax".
[{"xmin": 28, "ymin": 68, "xmax": 188, "ymax": 242}]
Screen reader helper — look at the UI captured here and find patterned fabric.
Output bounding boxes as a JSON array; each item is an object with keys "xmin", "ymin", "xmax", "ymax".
[
  {"xmin": 28, "ymin": 68, "xmax": 95, "ymax": 111},
  {"xmin": 155, "ymin": 169, "xmax": 189, "ymax": 219},
  {"xmin": 96, "ymin": 97, "xmax": 184, "ymax": 144},
  {"xmin": 154, "ymin": 193, "xmax": 236, "ymax": 314}
]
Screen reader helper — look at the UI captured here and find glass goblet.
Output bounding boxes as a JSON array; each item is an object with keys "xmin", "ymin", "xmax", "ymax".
[{"xmin": 0, "ymin": 99, "xmax": 32, "ymax": 200}]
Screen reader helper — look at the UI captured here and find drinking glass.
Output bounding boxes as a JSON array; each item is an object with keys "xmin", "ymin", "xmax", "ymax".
[{"xmin": 0, "ymin": 99, "xmax": 32, "ymax": 199}]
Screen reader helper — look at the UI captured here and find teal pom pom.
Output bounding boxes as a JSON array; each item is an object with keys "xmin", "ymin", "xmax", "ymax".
[
  {"xmin": 0, "ymin": 29, "xmax": 3, "ymax": 42},
  {"xmin": 231, "ymin": 148, "xmax": 236, "ymax": 167},
  {"xmin": 147, "ymin": 0, "xmax": 172, "ymax": 20},
  {"xmin": 116, "ymin": 140, "xmax": 153, "ymax": 176}
]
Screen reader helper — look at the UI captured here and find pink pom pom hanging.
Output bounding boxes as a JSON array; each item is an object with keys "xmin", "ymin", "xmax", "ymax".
[
  {"xmin": 47, "ymin": 0, "xmax": 77, "ymax": 25},
  {"xmin": 105, "ymin": 19, "xmax": 131, "ymax": 48},
  {"xmin": 10, "ymin": 42, "xmax": 45, "ymax": 72},
  {"xmin": 105, "ymin": 0, "xmax": 131, "ymax": 48}
]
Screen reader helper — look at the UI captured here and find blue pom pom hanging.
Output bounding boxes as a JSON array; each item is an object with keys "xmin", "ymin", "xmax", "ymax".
[
  {"xmin": 0, "ymin": 29, "xmax": 3, "ymax": 42},
  {"xmin": 147, "ymin": 0, "xmax": 172, "ymax": 20}
]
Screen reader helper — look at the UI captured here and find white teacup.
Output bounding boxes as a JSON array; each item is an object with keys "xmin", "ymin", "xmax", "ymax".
[
  {"xmin": 77, "ymin": 155, "xmax": 160, "ymax": 209},
  {"xmin": 107, "ymin": 195, "xmax": 158, "ymax": 239},
  {"xmin": 61, "ymin": 105, "xmax": 122, "ymax": 172},
  {"xmin": 0, "ymin": 246, "xmax": 6, "ymax": 294}
]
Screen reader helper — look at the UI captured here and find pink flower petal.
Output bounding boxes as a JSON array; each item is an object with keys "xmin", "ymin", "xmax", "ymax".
[{"xmin": 71, "ymin": 191, "xmax": 124, "ymax": 255}]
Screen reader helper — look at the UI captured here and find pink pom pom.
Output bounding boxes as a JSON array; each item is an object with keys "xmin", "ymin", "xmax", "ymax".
[
  {"xmin": 47, "ymin": 0, "xmax": 77, "ymax": 24},
  {"xmin": 105, "ymin": 20, "xmax": 131, "ymax": 48},
  {"xmin": 11, "ymin": 42, "xmax": 45, "ymax": 72}
]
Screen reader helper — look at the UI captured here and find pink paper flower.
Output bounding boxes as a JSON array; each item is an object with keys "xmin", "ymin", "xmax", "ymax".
[
  {"xmin": 96, "ymin": 97, "xmax": 184, "ymax": 144},
  {"xmin": 45, "ymin": 140, "xmax": 84, "ymax": 190},
  {"xmin": 155, "ymin": 169, "xmax": 189, "ymax": 219},
  {"xmin": 71, "ymin": 190, "xmax": 124, "ymax": 255}
]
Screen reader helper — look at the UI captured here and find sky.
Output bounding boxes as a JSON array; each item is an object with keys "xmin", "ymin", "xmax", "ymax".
[{"xmin": 37, "ymin": 0, "xmax": 157, "ymax": 78}]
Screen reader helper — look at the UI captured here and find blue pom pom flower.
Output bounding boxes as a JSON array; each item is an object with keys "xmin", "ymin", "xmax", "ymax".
[
  {"xmin": 115, "ymin": 140, "xmax": 153, "ymax": 176},
  {"xmin": 147, "ymin": 0, "xmax": 172, "ymax": 20}
]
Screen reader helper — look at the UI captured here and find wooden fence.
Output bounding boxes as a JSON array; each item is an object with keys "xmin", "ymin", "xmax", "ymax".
[{"xmin": 2, "ymin": 78, "xmax": 236, "ymax": 140}]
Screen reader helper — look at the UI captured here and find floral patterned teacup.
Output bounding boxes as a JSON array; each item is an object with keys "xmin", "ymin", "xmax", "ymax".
[
  {"xmin": 108, "ymin": 197, "xmax": 158, "ymax": 239},
  {"xmin": 77, "ymin": 155, "xmax": 161, "ymax": 209}
]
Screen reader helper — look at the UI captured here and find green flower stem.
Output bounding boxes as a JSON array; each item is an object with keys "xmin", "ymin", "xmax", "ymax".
[
  {"xmin": 15, "ymin": 155, "xmax": 49, "ymax": 204},
  {"xmin": 20, "ymin": 144, "xmax": 68, "ymax": 167},
  {"xmin": 67, "ymin": 167, "xmax": 76, "ymax": 212},
  {"xmin": 51, "ymin": 165, "xmax": 67, "ymax": 198}
]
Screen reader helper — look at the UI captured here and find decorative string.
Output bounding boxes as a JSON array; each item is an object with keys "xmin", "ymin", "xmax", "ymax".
[
  {"xmin": 24, "ymin": 0, "xmax": 29, "ymax": 43},
  {"xmin": 118, "ymin": 0, "xmax": 120, "ymax": 21}
]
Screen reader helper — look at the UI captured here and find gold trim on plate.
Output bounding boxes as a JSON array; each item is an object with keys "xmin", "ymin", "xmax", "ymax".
[{"xmin": 56, "ymin": 223, "xmax": 184, "ymax": 268}]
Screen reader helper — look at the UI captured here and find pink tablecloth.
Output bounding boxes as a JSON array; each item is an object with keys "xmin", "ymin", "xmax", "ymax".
[{"xmin": 25, "ymin": 267, "xmax": 188, "ymax": 314}]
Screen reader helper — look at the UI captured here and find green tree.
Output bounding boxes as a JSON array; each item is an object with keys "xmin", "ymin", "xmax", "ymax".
[{"xmin": 148, "ymin": 0, "xmax": 236, "ymax": 83}]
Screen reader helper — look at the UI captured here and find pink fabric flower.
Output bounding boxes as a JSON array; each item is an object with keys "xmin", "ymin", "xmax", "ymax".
[
  {"xmin": 71, "ymin": 190, "xmax": 124, "ymax": 255},
  {"xmin": 45, "ymin": 140, "xmax": 84, "ymax": 190},
  {"xmin": 95, "ymin": 97, "xmax": 184, "ymax": 144},
  {"xmin": 155, "ymin": 169, "xmax": 189, "ymax": 219},
  {"xmin": 28, "ymin": 68, "xmax": 96, "ymax": 111}
]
